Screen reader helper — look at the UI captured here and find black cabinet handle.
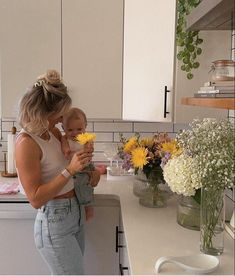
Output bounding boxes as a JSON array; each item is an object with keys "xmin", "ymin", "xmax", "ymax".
[
  {"xmin": 164, "ymin": 86, "xmax": 170, "ymax": 118},
  {"xmin": 115, "ymin": 226, "xmax": 124, "ymax": 252},
  {"xmin": 119, "ymin": 264, "xmax": 129, "ymax": 275}
]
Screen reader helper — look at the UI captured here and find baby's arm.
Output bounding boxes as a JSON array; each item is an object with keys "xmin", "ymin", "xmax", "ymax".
[{"xmin": 61, "ymin": 135, "xmax": 72, "ymax": 160}]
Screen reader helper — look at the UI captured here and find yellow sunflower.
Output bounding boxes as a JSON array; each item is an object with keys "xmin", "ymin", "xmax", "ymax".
[
  {"xmin": 131, "ymin": 147, "xmax": 148, "ymax": 169},
  {"xmin": 123, "ymin": 137, "xmax": 138, "ymax": 153},
  {"xmin": 75, "ymin": 132, "xmax": 96, "ymax": 145},
  {"xmin": 161, "ymin": 140, "xmax": 182, "ymax": 157}
]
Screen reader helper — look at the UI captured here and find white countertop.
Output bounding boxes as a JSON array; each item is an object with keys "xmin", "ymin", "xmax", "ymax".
[{"xmin": 0, "ymin": 175, "xmax": 234, "ymax": 275}]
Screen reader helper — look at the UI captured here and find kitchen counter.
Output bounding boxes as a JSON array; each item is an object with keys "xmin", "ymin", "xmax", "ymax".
[{"xmin": 0, "ymin": 175, "xmax": 234, "ymax": 275}]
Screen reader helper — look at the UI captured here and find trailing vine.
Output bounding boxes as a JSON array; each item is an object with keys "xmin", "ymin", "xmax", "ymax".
[{"xmin": 176, "ymin": 0, "xmax": 203, "ymax": 79}]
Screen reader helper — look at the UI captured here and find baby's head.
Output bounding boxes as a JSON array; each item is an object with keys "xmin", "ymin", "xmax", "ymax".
[{"xmin": 62, "ymin": 107, "xmax": 87, "ymax": 140}]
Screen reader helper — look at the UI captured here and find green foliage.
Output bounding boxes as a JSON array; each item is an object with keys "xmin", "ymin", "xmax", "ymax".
[{"xmin": 176, "ymin": 0, "xmax": 203, "ymax": 79}]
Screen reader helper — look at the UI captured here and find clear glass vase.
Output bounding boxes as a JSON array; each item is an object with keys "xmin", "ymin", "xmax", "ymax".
[
  {"xmin": 177, "ymin": 195, "xmax": 200, "ymax": 231},
  {"xmin": 133, "ymin": 171, "xmax": 148, "ymax": 197},
  {"xmin": 200, "ymin": 187, "xmax": 225, "ymax": 255},
  {"xmin": 139, "ymin": 169, "xmax": 167, "ymax": 208}
]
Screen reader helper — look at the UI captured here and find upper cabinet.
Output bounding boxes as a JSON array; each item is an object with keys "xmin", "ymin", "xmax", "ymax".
[
  {"xmin": 0, "ymin": 0, "xmax": 61, "ymax": 118},
  {"xmin": 62, "ymin": 0, "xmax": 123, "ymax": 119},
  {"xmin": 186, "ymin": 0, "xmax": 235, "ymax": 30},
  {"xmin": 122, "ymin": 0, "xmax": 176, "ymax": 122}
]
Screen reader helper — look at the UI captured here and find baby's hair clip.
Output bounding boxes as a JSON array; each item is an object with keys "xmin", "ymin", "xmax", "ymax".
[{"xmin": 34, "ymin": 80, "xmax": 43, "ymax": 87}]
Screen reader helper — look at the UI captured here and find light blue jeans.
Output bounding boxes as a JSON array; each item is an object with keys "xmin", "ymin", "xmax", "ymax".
[{"xmin": 34, "ymin": 197, "xmax": 85, "ymax": 275}]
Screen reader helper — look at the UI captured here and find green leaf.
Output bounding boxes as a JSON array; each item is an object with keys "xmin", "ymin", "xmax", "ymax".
[
  {"xmin": 197, "ymin": 38, "xmax": 203, "ymax": 44},
  {"xmin": 185, "ymin": 65, "xmax": 191, "ymax": 72},
  {"xmin": 187, "ymin": 72, "xmax": 193, "ymax": 79},
  {"xmin": 183, "ymin": 57, "xmax": 189, "ymax": 64},
  {"xmin": 187, "ymin": 44, "xmax": 195, "ymax": 52},
  {"xmin": 177, "ymin": 51, "xmax": 184, "ymax": 60},
  {"xmin": 193, "ymin": 62, "xmax": 200, "ymax": 68},
  {"xmin": 197, "ymin": 48, "xmax": 202, "ymax": 55}
]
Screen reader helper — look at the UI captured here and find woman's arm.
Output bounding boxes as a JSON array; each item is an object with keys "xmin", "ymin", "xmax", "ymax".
[{"xmin": 15, "ymin": 134, "xmax": 92, "ymax": 209}]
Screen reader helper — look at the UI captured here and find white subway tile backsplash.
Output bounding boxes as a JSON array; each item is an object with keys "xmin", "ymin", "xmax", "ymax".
[
  {"xmin": 95, "ymin": 132, "xmax": 113, "ymax": 142},
  {"xmin": 228, "ymin": 110, "xmax": 235, "ymax": 118},
  {"xmin": 173, "ymin": 123, "xmax": 190, "ymax": 133},
  {"xmin": 93, "ymin": 152, "xmax": 110, "ymax": 162},
  {"xmin": 114, "ymin": 132, "xmax": 135, "ymax": 142},
  {"xmin": 94, "ymin": 122, "xmax": 132, "ymax": 132},
  {"xmin": 2, "ymin": 121, "xmax": 14, "ymax": 132},
  {"xmin": 134, "ymin": 122, "xmax": 173, "ymax": 133}
]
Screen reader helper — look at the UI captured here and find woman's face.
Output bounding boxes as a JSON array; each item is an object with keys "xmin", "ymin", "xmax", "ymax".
[{"xmin": 48, "ymin": 113, "xmax": 63, "ymax": 129}]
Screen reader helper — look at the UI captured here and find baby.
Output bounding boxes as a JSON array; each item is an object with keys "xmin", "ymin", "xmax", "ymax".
[{"xmin": 61, "ymin": 107, "xmax": 99, "ymax": 221}]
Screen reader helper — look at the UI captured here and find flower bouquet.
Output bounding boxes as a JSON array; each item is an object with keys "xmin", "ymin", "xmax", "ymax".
[
  {"xmin": 118, "ymin": 132, "xmax": 180, "ymax": 207},
  {"xmin": 163, "ymin": 118, "xmax": 235, "ymax": 255}
]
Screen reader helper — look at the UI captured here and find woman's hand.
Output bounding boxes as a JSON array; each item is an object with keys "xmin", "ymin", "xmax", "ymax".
[{"xmin": 67, "ymin": 147, "xmax": 93, "ymax": 175}]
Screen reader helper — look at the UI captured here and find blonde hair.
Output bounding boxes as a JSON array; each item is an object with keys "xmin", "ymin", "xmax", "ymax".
[
  {"xmin": 62, "ymin": 107, "xmax": 87, "ymax": 129},
  {"xmin": 18, "ymin": 69, "xmax": 72, "ymax": 135}
]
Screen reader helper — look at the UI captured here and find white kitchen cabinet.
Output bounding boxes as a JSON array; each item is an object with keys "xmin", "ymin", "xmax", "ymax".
[
  {"xmin": 0, "ymin": 203, "xmax": 50, "ymax": 275},
  {"xmin": 0, "ymin": 198, "xmax": 120, "ymax": 275},
  {"xmin": 84, "ymin": 198, "xmax": 120, "ymax": 275},
  {"xmin": 62, "ymin": 0, "xmax": 123, "ymax": 119},
  {"xmin": 122, "ymin": 0, "xmax": 176, "ymax": 122},
  {"xmin": 0, "ymin": 0, "xmax": 61, "ymax": 118}
]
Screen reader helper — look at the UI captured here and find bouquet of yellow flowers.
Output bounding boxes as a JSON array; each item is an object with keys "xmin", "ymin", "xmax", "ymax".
[{"xmin": 118, "ymin": 132, "xmax": 181, "ymax": 183}]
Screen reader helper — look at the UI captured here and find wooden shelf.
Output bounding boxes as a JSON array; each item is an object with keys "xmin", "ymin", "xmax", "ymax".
[
  {"xmin": 181, "ymin": 97, "xmax": 235, "ymax": 110},
  {"xmin": 186, "ymin": 0, "xmax": 234, "ymax": 30}
]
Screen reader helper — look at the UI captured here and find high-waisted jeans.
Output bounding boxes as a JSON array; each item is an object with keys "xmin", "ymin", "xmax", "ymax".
[{"xmin": 34, "ymin": 197, "xmax": 85, "ymax": 275}]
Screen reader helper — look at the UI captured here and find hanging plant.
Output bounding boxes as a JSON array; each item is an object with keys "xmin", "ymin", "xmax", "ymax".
[{"xmin": 176, "ymin": 0, "xmax": 203, "ymax": 79}]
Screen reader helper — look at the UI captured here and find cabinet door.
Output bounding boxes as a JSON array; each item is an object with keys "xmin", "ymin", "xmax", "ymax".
[
  {"xmin": 0, "ymin": 0, "xmax": 61, "ymax": 118},
  {"xmin": 62, "ymin": 0, "xmax": 123, "ymax": 119},
  {"xmin": 123, "ymin": 0, "xmax": 176, "ymax": 122},
  {"xmin": 84, "ymin": 205, "xmax": 120, "ymax": 275}
]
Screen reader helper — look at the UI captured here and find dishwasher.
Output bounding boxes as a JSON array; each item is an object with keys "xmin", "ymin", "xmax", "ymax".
[{"xmin": 0, "ymin": 201, "xmax": 50, "ymax": 275}]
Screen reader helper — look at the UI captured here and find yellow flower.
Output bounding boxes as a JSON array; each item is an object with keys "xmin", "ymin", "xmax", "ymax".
[
  {"xmin": 140, "ymin": 137, "xmax": 154, "ymax": 148},
  {"xmin": 124, "ymin": 137, "xmax": 138, "ymax": 153},
  {"xmin": 75, "ymin": 132, "xmax": 96, "ymax": 145},
  {"xmin": 161, "ymin": 140, "xmax": 182, "ymax": 157},
  {"xmin": 131, "ymin": 147, "xmax": 148, "ymax": 169}
]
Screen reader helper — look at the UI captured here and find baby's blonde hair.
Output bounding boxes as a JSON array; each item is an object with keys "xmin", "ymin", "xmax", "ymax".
[
  {"xmin": 62, "ymin": 107, "xmax": 87, "ymax": 129},
  {"xmin": 18, "ymin": 70, "xmax": 71, "ymax": 135}
]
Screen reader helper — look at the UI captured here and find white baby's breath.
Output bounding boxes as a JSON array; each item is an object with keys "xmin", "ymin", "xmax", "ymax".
[
  {"xmin": 176, "ymin": 118, "xmax": 235, "ymax": 191},
  {"xmin": 163, "ymin": 153, "xmax": 201, "ymax": 196}
]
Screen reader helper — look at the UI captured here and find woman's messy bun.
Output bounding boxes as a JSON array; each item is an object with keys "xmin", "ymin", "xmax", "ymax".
[{"xmin": 37, "ymin": 69, "xmax": 62, "ymax": 85}]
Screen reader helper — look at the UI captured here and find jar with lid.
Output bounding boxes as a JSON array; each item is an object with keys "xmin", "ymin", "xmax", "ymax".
[{"xmin": 210, "ymin": 60, "xmax": 235, "ymax": 82}]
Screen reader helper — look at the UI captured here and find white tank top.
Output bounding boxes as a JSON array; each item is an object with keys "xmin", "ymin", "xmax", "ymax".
[{"xmin": 17, "ymin": 129, "xmax": 74, "ymax": 196}]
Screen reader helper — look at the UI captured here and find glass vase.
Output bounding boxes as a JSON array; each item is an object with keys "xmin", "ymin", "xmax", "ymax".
[
  {"xmin": 200, "ymin": 187, "xmax": 225, "ymax": 255},
  {"xmin": 133, "ymin": 170, "xmax": 148, "ymax": 197},
  {"xmin": 177, "ymin": 195, "xmax": 200, "ymax": 231},
  {"xmin": 139, "ymin": 169, "xmax": 167, "ymax": 208}
]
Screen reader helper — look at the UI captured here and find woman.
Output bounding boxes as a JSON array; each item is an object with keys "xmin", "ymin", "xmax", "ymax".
[{"xmin": 15, "ymin": 69, "xmax": 99, "ymax": 275}]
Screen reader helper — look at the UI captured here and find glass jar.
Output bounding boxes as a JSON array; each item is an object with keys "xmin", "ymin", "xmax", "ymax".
[
  {"xmin": 200, "ymin": 187, "xmax": 225, "ymax": 256},
  {"xmin": 177, "ymin": 195, "xmax": 200, "ymax": 231},
  {"xmin": 133, "ymin": 171, "xmax": 148, "ymax": 197},
  {"xmin": 210, "ymin": 60, "xmax": 235, "ymax": 82}
]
